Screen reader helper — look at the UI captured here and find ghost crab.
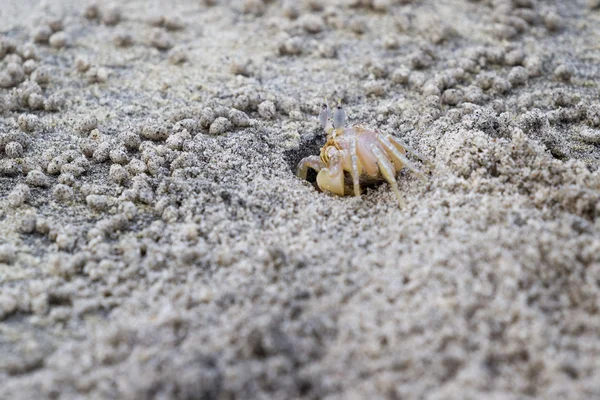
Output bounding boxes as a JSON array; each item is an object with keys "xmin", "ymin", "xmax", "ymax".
[{"xmin": 297, "ymin": 103, "xmax": 428, "ymax": 208}]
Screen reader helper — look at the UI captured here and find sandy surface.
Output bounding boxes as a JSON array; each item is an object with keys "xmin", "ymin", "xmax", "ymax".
[{"xmin": 1, "ymin": 0, "xmax": 600, "ymax": 399}]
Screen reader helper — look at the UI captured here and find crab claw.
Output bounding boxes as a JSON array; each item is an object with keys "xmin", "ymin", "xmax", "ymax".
[{"xmin": 316, "ymin": 150, "xmax": 345, "ymax": 196}]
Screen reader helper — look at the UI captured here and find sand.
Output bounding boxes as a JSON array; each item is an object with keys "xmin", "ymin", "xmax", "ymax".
[{"xmin": 1, "ymin": 0, "xmax": 600, "ymax": 398}]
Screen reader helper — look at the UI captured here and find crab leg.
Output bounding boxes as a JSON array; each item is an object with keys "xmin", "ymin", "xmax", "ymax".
[
  {"xmin": 349, "ymin": 137, "xmax": 361, "ymax": 197},
  {"xmin": 370, "ymin": 144, "xmax": 406, "ymax": 208},
  {"xmin": 387, "ymin": 135, "xmax": 430, "ymax": 165},
  {"xmin": 379, "ymin": 135, "xmax": 426, "ymax": 181},
  {"xmin": 297, "ymin": 156, "xmax": 325, "ymax": 180}
]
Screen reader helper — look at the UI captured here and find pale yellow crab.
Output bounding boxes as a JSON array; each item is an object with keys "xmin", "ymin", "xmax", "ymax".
[{"xmin": 297, "ymin": 103, "xmax": 427, "ymax": 208}]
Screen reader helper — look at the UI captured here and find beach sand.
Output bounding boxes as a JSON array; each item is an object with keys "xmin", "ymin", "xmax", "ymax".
[{"xmin": 1, "ymin": 0, "xmax": 600, "ymax": 398}]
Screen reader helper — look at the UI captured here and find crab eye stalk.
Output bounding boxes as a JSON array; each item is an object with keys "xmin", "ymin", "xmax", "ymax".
[
  {"xmin": 333, "ymin": 105, "xmax": 346, "ymax": 129},
  {"xmin": 319, "ymin": 103, "xmax": 330, "ymax": 128}
]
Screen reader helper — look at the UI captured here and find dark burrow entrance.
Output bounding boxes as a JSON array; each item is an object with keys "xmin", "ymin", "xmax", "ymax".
[{"xmin": 284, "ymin": 132, "xmax": 327, "ymax": 187}]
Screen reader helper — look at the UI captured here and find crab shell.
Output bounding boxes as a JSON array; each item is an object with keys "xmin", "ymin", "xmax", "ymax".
[
  {"xmin": 298, "ymin": 125, "xmax": 425, "ymax": 207},
  {"xmin": 320, "ymin": 126, "xmax": 407, "ymax": 192}
]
